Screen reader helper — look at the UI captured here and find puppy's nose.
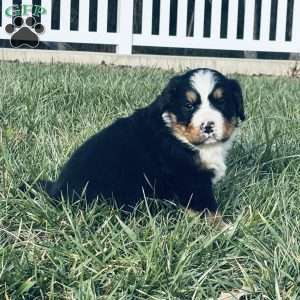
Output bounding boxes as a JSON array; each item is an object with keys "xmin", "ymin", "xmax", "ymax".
[{"xmin": 201, "ymin": 121, "xmax": 215, "ymax": 134}]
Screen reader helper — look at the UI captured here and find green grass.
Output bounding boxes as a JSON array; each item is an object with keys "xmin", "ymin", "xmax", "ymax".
[{"xmin": 0, "ymin": 61, "xmax": 299, "ymax": 299}]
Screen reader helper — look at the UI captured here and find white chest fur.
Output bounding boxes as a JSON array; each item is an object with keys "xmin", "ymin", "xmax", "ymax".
[{"xmin": 197, "ymin": 139, "xmax": 233, "ymax": 184}]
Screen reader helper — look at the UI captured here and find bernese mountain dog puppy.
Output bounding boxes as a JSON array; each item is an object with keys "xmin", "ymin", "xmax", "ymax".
[{"xmin": 26, "ymin": 68, "xmax": 245, "ymax": 218}]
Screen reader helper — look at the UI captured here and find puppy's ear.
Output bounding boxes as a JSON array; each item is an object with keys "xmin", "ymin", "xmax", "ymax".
[
  {"xmin": 228, "ymin": 79, "xmax": 245, "ymax": 121},
  {"xmin": 155, "ymin": 75, "xmax": 181, "ymax": 111},
  {"xmin": 162, "ymin": 75, "xmax": 181, "ymax": 96}
]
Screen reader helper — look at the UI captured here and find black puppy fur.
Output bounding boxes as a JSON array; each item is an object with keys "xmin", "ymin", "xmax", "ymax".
[{"xmin": 24, "ymin": 68, "xmax": 245, "ymax": 214}]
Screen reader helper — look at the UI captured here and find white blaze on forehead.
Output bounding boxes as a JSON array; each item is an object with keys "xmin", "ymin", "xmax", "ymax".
[{"xmin": 190, "ymin": 70, "xmax": 217, "ymax": 107}]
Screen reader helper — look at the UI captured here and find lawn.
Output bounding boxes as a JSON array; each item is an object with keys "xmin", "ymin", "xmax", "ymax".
[{"xmin": 0, "ymin": 61, "xmax": 299, "ymax": 299}]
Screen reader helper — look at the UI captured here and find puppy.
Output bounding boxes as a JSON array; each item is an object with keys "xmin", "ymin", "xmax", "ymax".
[{"xmin": 24, "ymin": 68, "xmax": 245, "ymax": 218}]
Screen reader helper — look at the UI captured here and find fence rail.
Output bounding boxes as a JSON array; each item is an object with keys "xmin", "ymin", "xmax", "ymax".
[{"xmin": 0, "ymin": 0, "xmax": 300, "ymax": 55}]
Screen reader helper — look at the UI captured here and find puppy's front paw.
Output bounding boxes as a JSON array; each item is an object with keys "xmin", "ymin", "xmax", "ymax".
[{"xmin": 206, "ymin": 211, "xmax": 233, "ymax": 231}]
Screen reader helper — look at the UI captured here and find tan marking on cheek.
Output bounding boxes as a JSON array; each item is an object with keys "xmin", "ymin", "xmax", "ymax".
[
  {"xmin": 186, "ymin": 90, "xmax": 197, "ymax": 104},
  {"xmin": 223, "ymin": 119, "xmax": 236, "ymax": 139},
  {"xmin": 173, "ymin": 123, "xmax": 204, "ymax": 145},
  {"xmin": 164, "ymin": 112, "xmax": 206, "ymax": 145},
  {"xmin": 213, "ymin": 88, "xmax": 224, "ymax": 99}
]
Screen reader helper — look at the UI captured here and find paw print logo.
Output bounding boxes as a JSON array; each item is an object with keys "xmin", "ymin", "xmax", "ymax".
[{"xmin": 5, "ymin": 16, "xmax": 45, "ymax": 48}]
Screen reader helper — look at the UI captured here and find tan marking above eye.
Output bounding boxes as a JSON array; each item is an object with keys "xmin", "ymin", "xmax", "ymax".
[
  {"xmin": 213, "ymin": 88, "xmax": 224, "ymax": 99},
  {"xmin": 186, "ymin": 90, "xmax": 198, "ymax": 103}
]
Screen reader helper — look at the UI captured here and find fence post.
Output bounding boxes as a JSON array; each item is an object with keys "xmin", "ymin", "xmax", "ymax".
[
  {"xmin": 117, "ymin": 0, "xmax": 134, "ymax": 55},
  {"xmin": 292, "ymin": 1, "xmax": 300, "ymax": 52}
]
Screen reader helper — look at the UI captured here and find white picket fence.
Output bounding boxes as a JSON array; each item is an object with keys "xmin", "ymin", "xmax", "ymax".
[{"xmin": 1, "ymin": 0, "xmax": 300, "ymax": 55}]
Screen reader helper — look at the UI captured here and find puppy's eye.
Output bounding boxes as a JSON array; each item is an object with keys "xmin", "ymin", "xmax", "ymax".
[{"xmin": 184, "ymin": 102, "xmax": 194, "ymax": 110}]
